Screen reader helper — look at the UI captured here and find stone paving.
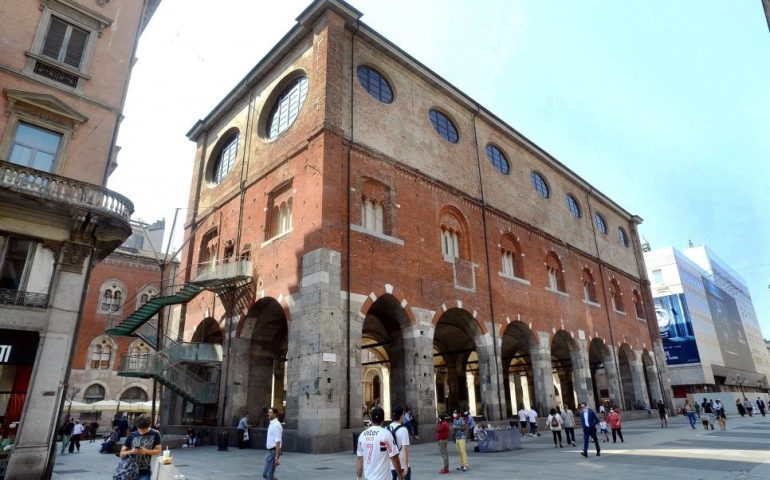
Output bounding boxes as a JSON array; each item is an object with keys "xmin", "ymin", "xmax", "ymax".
[{"xmin": 51, "ymin": 414, "xmax": 770, "ymax": 479}]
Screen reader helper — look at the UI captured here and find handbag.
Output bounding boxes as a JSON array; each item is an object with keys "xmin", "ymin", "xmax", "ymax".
[
  {"xmin": 113, "ymin": 454, "xmax": 139, "ymax": 480},
  {"xmin": 243, "ymin": 431, "xmax": 250, "ymax": 441}
]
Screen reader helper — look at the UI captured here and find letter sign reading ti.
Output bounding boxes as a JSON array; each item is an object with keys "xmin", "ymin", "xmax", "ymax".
[{"xmin": 0, "ymin": 345, "xmax": 11, "ymax": 363}]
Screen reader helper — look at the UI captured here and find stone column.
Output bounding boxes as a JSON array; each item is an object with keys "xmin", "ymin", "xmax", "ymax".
[
  {"xmin": 476, "ymin": 331, "xmax": 503, "ymax": 420},
  {"xmin": 574, "ymin": 339, "xmax": 594, "ymax": 407},
  {"xmin": 629, "ymin": 351, "xmax": 648, "ymax": 410},
  {"xmin": 288, "ymin": 248, "xmax": 346, "ymax": 452},
  {"xmin": 6, "ymin": 259, "xmax": 89, "ymax": 480},
  {"xmin": 402, "ymin": 310, "xmax": 436, "ymax": 431},
  {"xmin": 604, "ymin": 347, "xmax": 623, "ymax": 409},
  {"xmin": 645, "ymin": 362, "xmax": 662, "ymax": 407},
  {"xmin": 531, "ymin": 332, "xmax": 555, "ymax": 416}
]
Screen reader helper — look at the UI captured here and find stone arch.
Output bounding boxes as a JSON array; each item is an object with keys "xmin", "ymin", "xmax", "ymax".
[
  {"xmin": 228, "ymin": 297, "xmax": 289, "ymax": 428},
  {"xmin": 433, "ymin": 307, "xmax": 491, "ymax": 418},
  {"xmin": 82, "ymin": 381, "xmax": 108, "ymax": 404},
  {"xmin": 588, "ymin": 337, "xmax": 617, "ymax": 409},
  {"xmin": 551, "ymin": 330, "xmax": 580, "ymax": 410},
  {"xmin": 500, "ymin": 321, "xmax": 539, "ymax": 417},
  {"xmin": 119, "ymin": 386, "xmax": 149, "ymax": 402},
  {"xmin": 358, "ymin": 284, "xmax": 417, "ymax": 326},
  {"xmin": 192, "ymin": 317, "xmax": 223, "ymax": 344},
  {"xmin": 617, "ymin": 344, "xmax": 637, "ymax": 410},
  {"xmin": 641, "ymin": 349, "xmax": 660, "ymax": 408},
  {"xmin": 434, "ymin": 300, "xmax": 487, "ymax": 335}
]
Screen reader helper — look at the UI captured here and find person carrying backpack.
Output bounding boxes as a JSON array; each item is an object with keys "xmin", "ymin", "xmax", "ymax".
[
  {"xmin": 388, "ymin": 407, "xmax": 411, "ymax": 480},
  {"xmin": 546, "ymin": 408, "xmax": 563, "ymax": 448}
]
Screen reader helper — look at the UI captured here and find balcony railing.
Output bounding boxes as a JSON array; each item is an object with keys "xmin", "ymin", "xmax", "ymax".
[
  {"xmin": 118, "ymin": 352, "xmax": 219, "ymax": 404},
  {"xmin": 0, "ymin": 159, "xmax": 133, "ymax": 222},
  {"xmin": 0, "ymin": 288, "xmax": 49, "ymax": 308},
  {"xmin": 193, "ymin": 259, "xmax": 252, "ymax": 283}
]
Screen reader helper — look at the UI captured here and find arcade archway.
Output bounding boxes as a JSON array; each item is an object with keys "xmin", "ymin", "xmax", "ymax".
[{"xmin": 500, "ymin": 322, "xmax": 537, "ymax": 417}]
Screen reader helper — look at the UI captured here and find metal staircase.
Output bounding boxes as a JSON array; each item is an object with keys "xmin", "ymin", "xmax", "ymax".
[{"xmin": 108, "ymin": 260, "xmax": 251, "ymax": 404}]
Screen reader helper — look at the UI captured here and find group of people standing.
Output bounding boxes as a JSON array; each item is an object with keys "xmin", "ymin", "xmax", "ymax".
[
  {"xmin": 58, "ymin": 417, "xmax": 101, "ymax": 454},
  {"xmin": 545, "ymin": 404, "xmax": 624, "ymax": 452}
]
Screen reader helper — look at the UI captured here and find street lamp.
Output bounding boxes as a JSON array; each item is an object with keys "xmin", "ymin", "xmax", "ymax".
[{"xmin": 736, "ymin": 374, "xmax": 745, "ymax": 399}]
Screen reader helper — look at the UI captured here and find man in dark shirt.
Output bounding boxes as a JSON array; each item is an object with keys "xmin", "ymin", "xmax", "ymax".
[{"xmin": 119, "ymin": 414, "xmax": 161, "ymax": 480}]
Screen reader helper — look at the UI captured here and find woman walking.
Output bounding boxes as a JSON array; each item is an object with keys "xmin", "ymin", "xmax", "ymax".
[
  {"xmin": 546, "ymin": 408, "xmax": 563, "ymax": 448},
  {"xmin": 684, "ymin": 401, "xmax": 696, "ymax": 429},
  {"xmin": 562, "ymin": 405, "xmax": 576, "ymax": 447},
  {"xmin": 607, "ymin": 408, "xmax": 624, "ymax": 443}
]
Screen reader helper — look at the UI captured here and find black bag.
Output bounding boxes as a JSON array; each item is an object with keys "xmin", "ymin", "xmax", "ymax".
[{"xmin": 113, "ymin": 455, "xmax": 138, "ymax": 480}]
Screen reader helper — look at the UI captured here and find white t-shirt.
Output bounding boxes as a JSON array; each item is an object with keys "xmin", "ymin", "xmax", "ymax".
[
  {"xmin": 266, "ymin": 418, "xmax": 282, "ymax": 449},
  {"xmin": 527, "ymin": 409, "xmax": 537, "ymax": 422},
  {"xmin": 388, "ymin": 422, "xmax": 410, "ymax": 472},
  {"xmin": 73, "ymin": 423, "xmax": 85, "ymax": 435},
  {"xmin": 357, "ymin": 425, "xmax": 398, "ymax": 480},
  {"xmin": 518, "ymin": 409, "xmax": 527, "ymax": 422}
]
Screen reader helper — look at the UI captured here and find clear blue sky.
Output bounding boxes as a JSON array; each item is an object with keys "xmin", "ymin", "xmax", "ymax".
[{"xmin": 111, "ymin": 1, "xmax": 770, "ymax": 335}]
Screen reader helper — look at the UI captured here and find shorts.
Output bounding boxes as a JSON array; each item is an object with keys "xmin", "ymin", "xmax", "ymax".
[{"xmin": 519, "ymin": 421, "xmax": 527, "ymax": 428}]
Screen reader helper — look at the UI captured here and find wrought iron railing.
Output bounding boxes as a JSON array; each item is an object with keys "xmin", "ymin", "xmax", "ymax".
[
  {"xmin": 165, "ymin": 342, "xmax": 223, "ymax": 363},
  {"xmin": 193, "ymin": 259, "xmax": 252, "ymax": 282},
  {"xmin": 0, "ymin": 288, "xmax": 48, "ymax": 308},
  {"xmin": 0, "ymin": 159, "xmax": 133, "ymax": 221},
  {"xmin": 118, "ymin": 352, "xmax": 219, "ymax": 404}
]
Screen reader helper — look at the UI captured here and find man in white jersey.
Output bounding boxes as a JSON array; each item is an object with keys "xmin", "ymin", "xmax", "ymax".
[
  {"xmin": 357, "ymin": 407, "xmax": 404, "ymax": 480},
  {"xmin": 388, "ymin": 406, "xmax": 410, "ymax": 480}
]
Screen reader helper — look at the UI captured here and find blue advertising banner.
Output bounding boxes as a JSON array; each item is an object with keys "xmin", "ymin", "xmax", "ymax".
[{"xmin": 655, "ymin": 294, "xmax": 701, "ymax": 365}]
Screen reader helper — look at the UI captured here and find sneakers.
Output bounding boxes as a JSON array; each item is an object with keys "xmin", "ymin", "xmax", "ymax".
[
  {"xmin": 580, "ymin": 451, "xmax": 588, "ymax": 457},
  {"xmin": 461, "ymin": 466, "xmax": 468, "ymax": 472},
  {"xmin": 438, "ymin": 468, "xmax": 449, "ymax": 474}
]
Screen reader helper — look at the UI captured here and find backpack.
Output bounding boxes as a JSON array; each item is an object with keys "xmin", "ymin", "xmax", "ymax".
[
  {"xmin": 551, "ymin": 415, "xmax": 559, "ymax": 428},
  {"xmin": 112, "ymin": 454, "xmax": 138, "ymax": 480},
  {"xmin": 387, "ymin": 423, "xmax": 406, "ymax": 451}
]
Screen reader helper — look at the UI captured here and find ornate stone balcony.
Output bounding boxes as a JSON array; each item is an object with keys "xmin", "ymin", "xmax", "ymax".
[{"xmin": 0, "ymin": 159, "xmax": 133, "ymax": 259}]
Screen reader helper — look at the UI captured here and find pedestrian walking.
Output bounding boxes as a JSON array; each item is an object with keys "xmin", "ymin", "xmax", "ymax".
[
  {"xmin": 693, "ymin": 401, "xmax": 701, "ymax": 418},
  {"xmin": 451, "ymin": 409, "xmax": 469, "ymax": 472},
  {"xmin": 684, "ymin": 401, "xmax": 696, "ymax": 429},
  {"xmin": 562, "ymin": 405, "xmax": 577, "ymax": 447},
  {"xmin": 517, "ymin": 406, "xmax": 528, "ymax": 436},
  {"xmin": 527, "ymin": 406, "xmax": 540, "ymax": 437},
  {"xmin": 263, "ymin": 407, "xmax": 283, "ymax": 480},
  {"xmin": 435, "ymin": 414, "xmax": 450, "ymax": 474},
  {"xmin": 118, "ymin": 414, "xmax": 161, "ymax": 480},
  {"xmin": 404, "ymin": 406, "xmax": 419, "ymax": 440},
  {"xmin": 756, "ymin": 397, "xmax": 766, "ymax": 417},
  {"xmin": 388, "ymin": 406, "xmax": 411, "ymax": 480},
  {"xmin": 356, "ymin": 407, "xmax": 404, "ymax": 480},
  {"xmin": 743, "ymin": 398, "xmax": 753, "ymax": 417},
  {"xmin": 598, "ymin": 418, "xmax": 609, "ymax": 442},
  {"xmin": 578, "ymin": 403, "xmax": 600, "ymax": 457},
  {"xmin": 546, "ymin": 408, "xmax": 563, "ymax": 448},
  {"xmin": 237, "ymin": 413, "xmax": 250, "ymax": 449},
  {"xmin": 69, "ymin": 419, "xmax": 84, "ymax": 452},
  {"xmin": 736, "ymin": 399, "xmax": 746, "ymax": 416},
  {"xmin": 607, "ymin": 408, "xmax": 624, "ymax": 443},
  {"xmin": 701, "ymin": 398, "xmax": 715, "ymax": 430},
  {"xmin": 59, "ymin": 417, "xmax": 74, "ymax": 455},
  {"xmin": 714, "ymin": 400, "xmax": 726, "ymax": 430},
  {"xmin": 89, "ymin": 420, "xmax": 99, "ymax": 442},
  {"xmin": 656, "ymin": 400, "xmax": 668, "ymax": 427}
]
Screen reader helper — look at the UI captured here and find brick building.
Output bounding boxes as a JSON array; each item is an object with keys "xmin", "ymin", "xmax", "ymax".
[
  {"xmin": 0, "ymin": 0, "xmax": 159, "ymax": 476},
  {"xmin": 67, "ymin": 220, "xmax": 173, "ymax": 429},
  {"xmin": 110, "ymin": 0, "xmax": 672, "ymax": 453}
]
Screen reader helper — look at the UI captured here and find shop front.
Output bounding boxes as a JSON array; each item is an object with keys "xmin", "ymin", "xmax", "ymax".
[{"xmin": 0, "ymin": 329, "xmax": 39, "ymax": 477}]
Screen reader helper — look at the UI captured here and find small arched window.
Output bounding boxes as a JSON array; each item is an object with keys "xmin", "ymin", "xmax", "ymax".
[
  {"xmin": 357, "ymin": 65, "xmax": 393, "ymax": 103},
  {"xmin": 610, "ymin": 279, "xmax": 624, "ymax": 312},
  {"xmin": 545, "ymin": 252, "xmax": 565, "ymax": 293},
  {"xmin": 267, "ymin": 76, "xmax": 308, "ymax": 139},
  {"xmin": 618, "ymin": 227, "xmax": 629, "ymax": 247},
  {"xmin": 89, "ymin": 344, "xmax": 111, "ymax": 369},
  {"xmin": 361, "ymin": 197, "xmax": 384, "ymax": 233},
  {"xmin": 531, "ymin": 171, "xmax": 550, "ymax": 198},
  {"xmin": 439, "ymin": 209, "xmax": 468, "ymax": 261},
  {"xmin": 581, "ymin": 268, "xmax": 598, "ymax": 303},
  {"xmin": 429, "ymin": 109, "xmax": 459, "ymax": 144},
  {"xmin": 99, "ymin": 283, "xmax": 123, "ymax": 313},
  {"xmin": 500, "ymin": 235, "xmax": 524, "ymax": 279},
  {"xmin": 120, "ymin": 387, "xmax": 148, "ymax": 402},
  {"xmin": 633, "ymin": 289, "xmax": 644, "ymax": 318},
  {"xmin": 83, "ymin": 384, "xmax": 105, "ymax": 404}
]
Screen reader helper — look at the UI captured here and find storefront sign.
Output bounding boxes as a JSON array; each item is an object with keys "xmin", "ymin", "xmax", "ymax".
[{"xmin": 0, "ymin": 329, "xmax": 39, "ymax": 365}]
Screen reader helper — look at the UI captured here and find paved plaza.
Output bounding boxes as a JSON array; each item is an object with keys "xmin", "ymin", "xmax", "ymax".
[{"xmin": 52, "ymin": 414, "xmax": 770, "ymax": 480}]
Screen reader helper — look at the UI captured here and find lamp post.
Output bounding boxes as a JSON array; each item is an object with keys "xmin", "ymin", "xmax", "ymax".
[{"xmin": 736, "ymin": 374, "xmax": 745, "ymax": 399}]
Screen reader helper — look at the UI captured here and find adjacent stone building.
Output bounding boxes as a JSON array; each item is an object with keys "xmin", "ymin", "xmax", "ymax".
[
  {"xmin": 0, "ymin": 1, "xmax": 159, "ymax": 477},
  {"xmin": 110, "ymin": 0, "xmax": 672, "ymax": 453}
]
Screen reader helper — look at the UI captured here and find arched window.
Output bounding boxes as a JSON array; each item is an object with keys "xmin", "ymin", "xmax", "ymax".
[
  {"xmin": 610, "ymin": 279, "xmax": 624, "ymax": 312},
  {"xmin": 439, "ymin": 208, "xmax": 468, "ymax": 261},
  {"xmin": 545, "ymin": 252, "xmax": 565, "ymax": 293},
  {"xmin": 83, "ymin": 384, "xmax": 105, "ymax": 404},
  {"xmin": 99, "ymin": 282, "xmax": 124, "ymax": 313},
  {"xmin": 361, "ymin": 197, "xmax": 384, "ymax": 233},
  {"xmin": 633, "ymin": 289, "xmax": 644, "ymax": 318},
  {"xmin": 129, "ymin": 340, "xmax": 151, "ymax": 357},
  {"xmin": 120, "ymin": 387, "xmax": 148, "ymax": 402},
  {"xmin": 594, "ymin": 212, "xmax": 608, "ymax": 235},
  {"xmin": 267, "ymin": 183, "xmax": 293, "ymax": 240},
  {"xmin": 500, "ymin": 235, "xmax": 524, "ymax": 279},
  {"xmin": 581, "ymin": 268, "xmax": 598, "ymax": 303},
  {"xmin": 566, "ymin": 194, "xmax": 582, "ymax": 218},
  {"xmin": 618, "ymin": 227, "xmax": 629, "ymax": 247},
  {"xmin": 267, "ymin": 75, "xmax": 308, "ymax": 139}
]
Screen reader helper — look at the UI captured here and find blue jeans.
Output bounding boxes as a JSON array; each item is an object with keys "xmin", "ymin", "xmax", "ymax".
[
  {"xmin": 263, "ymin": 449, "xmax": 277, "ymax": 480},
  {"xmin": 137, "ymin": 472, "xmax": 151, "ymax": 480},
  {"xmin": 686, "ymin": 412, "xmax": 696, "ymax": 428}
]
